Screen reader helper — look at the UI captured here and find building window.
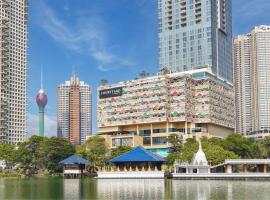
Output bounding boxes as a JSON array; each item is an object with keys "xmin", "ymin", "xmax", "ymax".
[
  {"xmin": 112, "ymin": 138, "xmax": 133, "ymax": 147},
  {"xmin": 153, "ymin": 128, "xmax": 166, "ymax": 133},
  {"xmin": 152, "ymin": 137, "xmax": 167, "ymax": 145},
  {"xmin": 139, "ymin": 130, "xmax": 151, "ymax": 136},
  {"xmin": 143, "ymin": 137, "xmax": 151, "ymax": 146}
]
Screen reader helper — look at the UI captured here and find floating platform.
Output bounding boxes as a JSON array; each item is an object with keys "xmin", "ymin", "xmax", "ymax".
[
  {"xmin": 172, "ymin": 173, "xmax": 270, "ymax": 180},
  {"xmin": 97, "ymin": 171, "xmax": 165, "ymax": 179}
]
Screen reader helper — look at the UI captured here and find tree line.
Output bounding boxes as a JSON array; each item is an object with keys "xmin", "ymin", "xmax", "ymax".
[
  {"xmin": 0, "ymin": 136, "xmax": 74, "ymax": 174},
  {"xmin": 166, "ymin": 133, "xmax": 270, "ymax": 165},
  {"xmin": 1, "ymin": 133, "xmax": 270, "ymax": 175},
  {"xmin": 0, "ymin": 135, "xmax": 131, "ymax": 175}
]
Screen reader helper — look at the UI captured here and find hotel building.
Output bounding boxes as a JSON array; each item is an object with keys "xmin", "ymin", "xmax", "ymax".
[
  {"xmin": 0, "ymin": 0, "xmax": 28, "ymax": 144},
  {"xmin": 57, "ymin": 74, "xmax": 92, "ymax": 145},
  {"xmin": 98, "ymin": 68, "xmax": 234, "ymax": 156},
  {"xmin": 158, "ymin": 0, "xmax": 233, "ymax": 83},
  {"xmin": 234, "ymin": 26, "xmax": 270, "ymax": 137}
]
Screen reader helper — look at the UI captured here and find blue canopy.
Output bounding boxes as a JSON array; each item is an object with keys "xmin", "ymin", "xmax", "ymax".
[
  {"xmin": 59, "ymin": 155, "xmax": 90, "ymax": 164},
  {"xmin": 111, "ymin": 146, "xmax": 166, "ymax": 163}
]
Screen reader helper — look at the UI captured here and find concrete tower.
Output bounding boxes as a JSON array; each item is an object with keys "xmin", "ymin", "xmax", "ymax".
[{"xmin": 36, "ymin": 72, "xmax": 48, "ymax": 137}]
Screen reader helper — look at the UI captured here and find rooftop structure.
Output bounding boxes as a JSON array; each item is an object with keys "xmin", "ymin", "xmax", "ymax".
[
  {"xmin": 111, "ymin": 146, "xmax": 166, "ymax": 163},
  {"xmin": 60, "ymin": 155, "xmax": 90, "ymax": 165},
  {"xmin": 98, "ymin": 69, "xmax": 234, "ymax": 156}
]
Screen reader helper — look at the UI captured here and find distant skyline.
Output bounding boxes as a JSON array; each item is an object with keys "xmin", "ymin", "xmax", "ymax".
[{"xmin": 28, "ymin": 0, "xmax": 270, "ymax": 136}]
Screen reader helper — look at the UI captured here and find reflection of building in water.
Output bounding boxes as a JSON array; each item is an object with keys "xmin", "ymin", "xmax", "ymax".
[
  {"xmin": 64, "ymin": 179, "xmax": 82, "ymax": 200},
  {"xmin": 172, "ymin": 180, "xmax": 210, "ymax": 200},
  {"xmin": 97, "ymin": 179, "xmax": 165, "ymax": 199},
  {"xmin": 172, "ymin": 181, "xmax": 232, "ymax": 200}
]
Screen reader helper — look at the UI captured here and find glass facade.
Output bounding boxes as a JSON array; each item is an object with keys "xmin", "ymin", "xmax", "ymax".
[{"xmin": 158, "ymin": 0, "xmax": 233, "ymax": 83}]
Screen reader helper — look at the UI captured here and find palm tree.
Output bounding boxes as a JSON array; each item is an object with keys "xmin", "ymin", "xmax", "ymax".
[
  {"xmin": 160, "ymin": 67, "xmax": 170, "ymax": 75},
  {"xmin": 139, "ymin": 70, "xmax": 150, "ymax": 78}
]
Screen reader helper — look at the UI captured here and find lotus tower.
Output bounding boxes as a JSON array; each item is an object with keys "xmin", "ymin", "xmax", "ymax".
[{"xmin": 36, "ymin": 73, "xmax": 48, "ymax": 137}]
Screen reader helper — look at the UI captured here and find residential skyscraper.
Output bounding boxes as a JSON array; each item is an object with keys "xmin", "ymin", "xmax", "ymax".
[
  {"xmin": 158, "ymin": 0, "xmax": 233, "ymax": 83},
  {"xmin": 57, "ymin": 74, "xmax": 92, "ymax": 145},
  {"xmin": 0, "ymin": 0, "xmax": 28, "ymax": 144},
  {"xmin": 234, "ymin": 25, "xmax": 270, "ymax": 136}
]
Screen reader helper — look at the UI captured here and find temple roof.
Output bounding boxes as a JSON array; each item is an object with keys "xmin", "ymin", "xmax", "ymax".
[
  {"xmin": 59, "ymin": 155, "xmax": 90, "ymax": 164},
  {"xmin": 111, "ymin": 146, "xmax": 166, "ymax": 163}
]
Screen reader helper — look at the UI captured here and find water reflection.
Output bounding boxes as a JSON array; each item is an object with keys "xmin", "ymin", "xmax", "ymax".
[
  {"xmin": 0, "ymin": 178, "xmax": 270, "ymax": 199},
  {"xmin": 64, "ymin": 179, "xmax": 81, "ymax": 200},
  {"xmin": 97, "ymin": 179, "xmax": 165, "ymax": 200}
]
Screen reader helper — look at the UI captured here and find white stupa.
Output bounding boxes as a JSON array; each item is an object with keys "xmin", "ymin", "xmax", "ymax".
[
  {"xmin": 173, "ymin": 141, "xmax": 210, "ymax": 174},
  {"xmin": 192, "ymin": 142, "xmax": 209, "ymax": 166}
]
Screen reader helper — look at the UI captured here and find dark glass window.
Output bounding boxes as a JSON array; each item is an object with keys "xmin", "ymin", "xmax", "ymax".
[
  {"xmin": 152, "ymin": 137, "xmax": 167, "ymax": 145},
  {"xmin": 169, "ymin": 128, "xmax": 185, "ymax": 133},
  {"xmin": 143, "ymin": 137, "xmax": 151, "ymax": 146},
  {"xmin": 139, "ymin": 130, "xmax": 151, "ymax": 136},
  {"xmin": 153, "ymin": 128, "xmax": 166, "ymax": 134}
]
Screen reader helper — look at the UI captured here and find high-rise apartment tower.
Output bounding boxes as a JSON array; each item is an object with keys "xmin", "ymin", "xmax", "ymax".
[
  {"xmin": 57, "ymin": 74, "xmax": 92, "ymax": 145},
  {"xmin": 234, "ymin": 25, "xmax": 270, "ymax": 136},
  {"xmin": 0, "ymin": 0, "xmax": 28, "ymax": 144},
  {"xmin": 158, "ymin": 0, "xmax": 233, "ymax": 83}
]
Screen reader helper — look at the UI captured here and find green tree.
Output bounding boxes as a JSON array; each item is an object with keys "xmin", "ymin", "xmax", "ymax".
[
  {"xmin": 178, "ymin": 139, "xmax": 198, "ymax": 162},
  {"xmin": 223, "ymin": 134, "xmax": 261, "ymax": 158},
  {"xmin": 261, "ymin": 136, "xmax": 270, "ymax": 158},
  {"xmin": 166, "ymin": 134, "xmax": 183, "ymax": 154},
  {"xmin": 76, "ymin": 136, "xmax": 108, "ymax": 171},
  {"xmin": 38, "ymin": 137, "xmax": 74, "ymax": 173},
  {"xmin": 16, "ymin": 135, "xmax": 45, "ymax": 169},
  {"xmin": 139, "ymin": 70, "xmax": 150, "ymax": 79},
  {"xmin": 160, "ymin": 67, "xmax": 170, "ymax": 75},
  {"xmin": 0, "ymin": 144, "xmax": 16, "ymax": 166},
  {"xmin": 165, "ymin": 134, "xmax": 183, "ymax": 165},
  {"xmin": 110, "ymin": 146, "xmax": 132, "ymax": 159},
  {"xmin": 172, "ymin": 137, "xmax": 239, "ymax": 165},
  {"xmin": 204, "ymin": 145, "xmax": 239, "ymax": 165}
]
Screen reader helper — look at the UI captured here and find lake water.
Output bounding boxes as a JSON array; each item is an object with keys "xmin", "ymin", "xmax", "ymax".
[{"xmin": 0, "ymin": 178, "xmax": 269, "ymax": 200}]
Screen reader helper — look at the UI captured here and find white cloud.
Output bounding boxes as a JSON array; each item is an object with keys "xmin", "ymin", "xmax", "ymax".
[
  {"xmin": 27, "ymin": 113, "xmax": 57, "ymax": 137},
  {"xmin": 34, "ymin": 0, "xmax": 133, "ymax": 71}
]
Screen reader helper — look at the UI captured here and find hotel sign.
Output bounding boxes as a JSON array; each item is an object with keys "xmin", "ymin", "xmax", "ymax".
[{"xmin": 99, "ymin": 87, "xmax": 123, "ymax": 99}]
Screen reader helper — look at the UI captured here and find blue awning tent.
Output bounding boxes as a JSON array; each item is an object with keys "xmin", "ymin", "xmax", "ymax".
[
  {"xmin": 111, "ymin": 146, "xmax": 166, "ymax": 163},
  {"xmin": 59, "ymin": 155, "xmax": 90, "ymax": 165}
]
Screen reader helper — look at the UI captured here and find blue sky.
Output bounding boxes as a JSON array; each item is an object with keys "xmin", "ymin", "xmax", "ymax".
[{"xmin": 28, "ymin": 0, "xmax": 270, "ymax": 136}]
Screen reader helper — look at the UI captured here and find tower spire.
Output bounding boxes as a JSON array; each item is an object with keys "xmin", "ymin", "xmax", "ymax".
[
  {"xmin": 72, "ymin": 65, "xmax": 76, "ymax": 78},
  {"xmin": 41, "ymin": 66, "xmax": 43, "ymax": 90}
]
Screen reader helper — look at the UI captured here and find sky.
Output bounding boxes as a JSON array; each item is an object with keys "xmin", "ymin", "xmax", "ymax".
[{"xmin": 28, "ymin": 0, "xmax": 270, "ymax": 137}]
